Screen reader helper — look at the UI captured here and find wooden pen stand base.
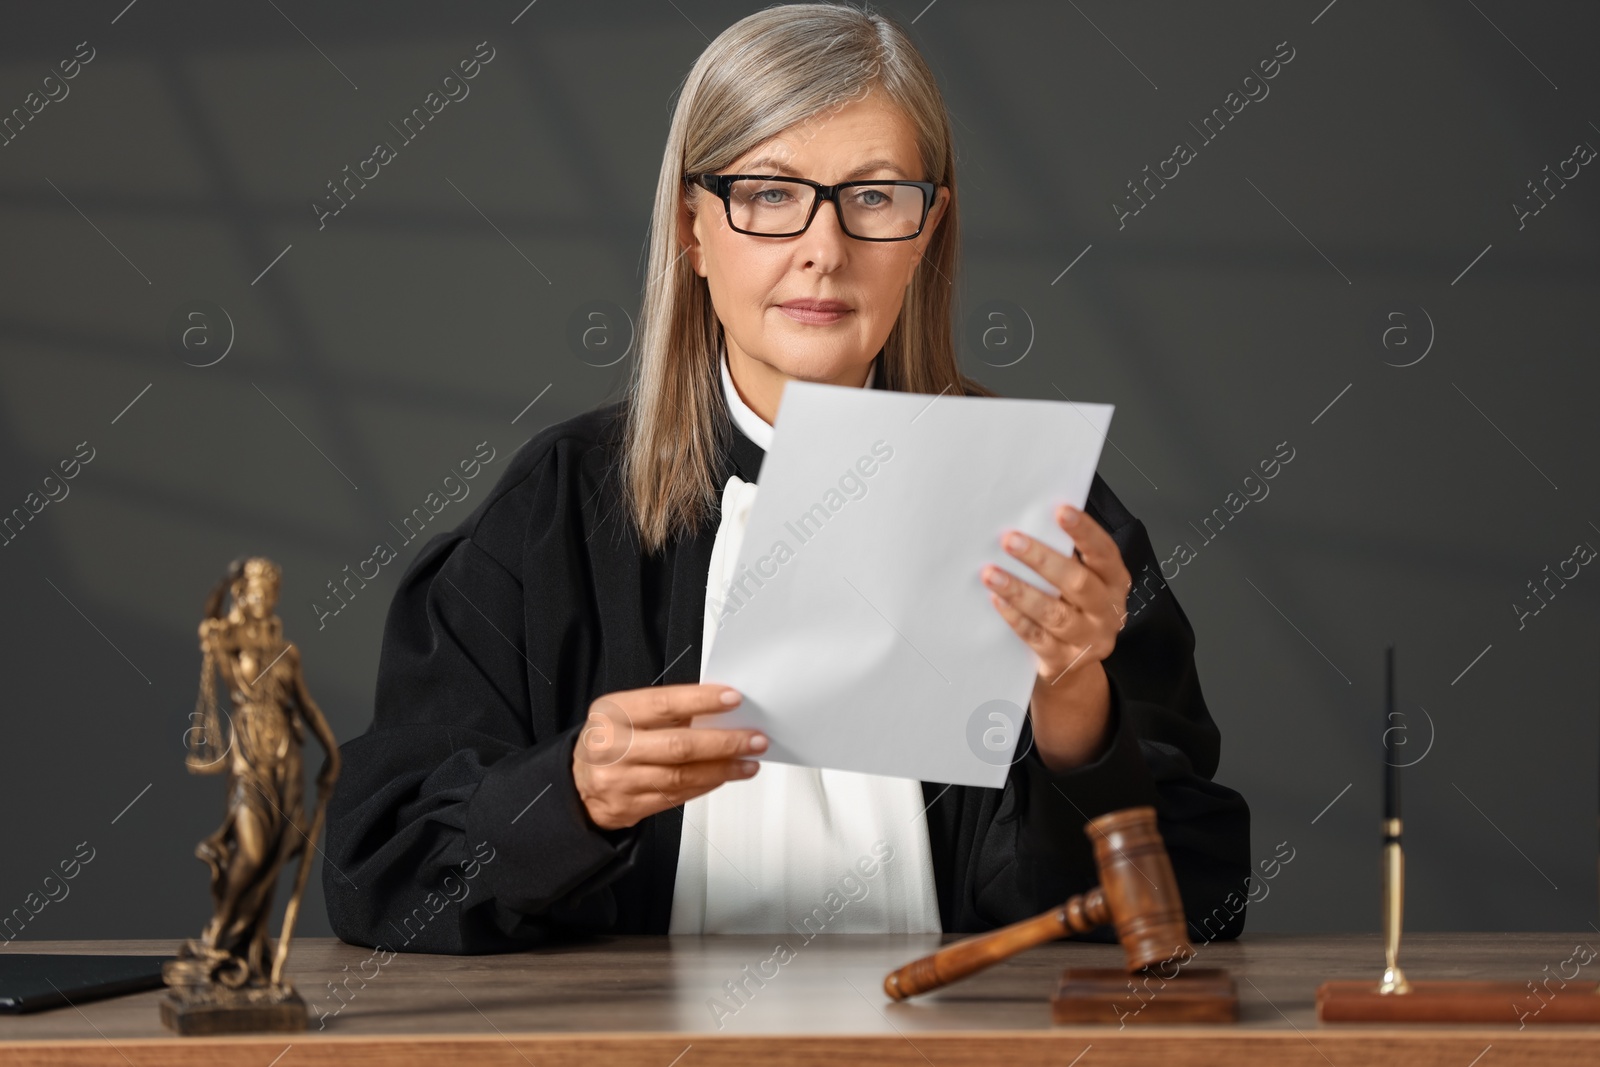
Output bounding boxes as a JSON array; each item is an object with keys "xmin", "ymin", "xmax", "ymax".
[
  {"xmin": 1317, "ymin": 980, "xmax": 1600, "ymax": 1024},
  {"xmin": 1052, "ymin": 968, "xmax": 1238, "ymax": 1025}
]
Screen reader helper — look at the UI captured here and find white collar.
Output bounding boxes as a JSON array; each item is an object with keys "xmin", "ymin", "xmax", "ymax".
[{"xmin": 719, "ymin": 345, "xmax": 876, "ymax": 452}]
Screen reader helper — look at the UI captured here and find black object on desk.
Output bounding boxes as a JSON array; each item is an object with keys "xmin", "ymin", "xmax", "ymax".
[{"xmin": 0, "ymin": 954, "xmax": 169, "ymax": 1014}]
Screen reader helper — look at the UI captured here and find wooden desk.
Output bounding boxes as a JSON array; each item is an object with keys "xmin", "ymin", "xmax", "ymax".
[{"xmin": 2, "ymin": 933, "xmax": 1595, "ymax": 1065}]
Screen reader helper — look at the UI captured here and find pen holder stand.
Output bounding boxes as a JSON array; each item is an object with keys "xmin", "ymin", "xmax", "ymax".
[{"xmin": 1317, "ymin": 979, "xmax": 1600, "ymax": 1024}]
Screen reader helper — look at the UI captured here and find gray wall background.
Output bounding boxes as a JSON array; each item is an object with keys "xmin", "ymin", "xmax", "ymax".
[{"xmin": 1, "ymin": 0, "xmax": 1596, "ymax": 943}]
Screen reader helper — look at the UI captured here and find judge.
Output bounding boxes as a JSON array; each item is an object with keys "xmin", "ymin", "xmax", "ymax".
[{"xmin": 323, "ymin": 3, "xmax": 1250, "ymax": 954}]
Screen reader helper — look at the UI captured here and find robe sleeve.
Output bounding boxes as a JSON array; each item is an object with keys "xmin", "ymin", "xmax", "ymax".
[
  {"xmin": 966, "ymin": 473, "xmax": 1252, "ymax": 941},
  {"xmin": 322, "ymin": 434, "xmax": 645, "ymax": 954}
]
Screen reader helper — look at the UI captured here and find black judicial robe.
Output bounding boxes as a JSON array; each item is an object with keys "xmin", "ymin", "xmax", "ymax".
[{"xmin": 323, "ymin": 389, "xmax": 1252, "ymax": 954}]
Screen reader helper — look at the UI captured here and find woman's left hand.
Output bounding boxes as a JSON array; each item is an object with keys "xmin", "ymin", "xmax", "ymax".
[{"xmin": 981, "ymin": 503, "xmax": 1130, "ymax": 771}]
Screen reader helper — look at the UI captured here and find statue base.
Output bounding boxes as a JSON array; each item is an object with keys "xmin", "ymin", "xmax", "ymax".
[
  {"xmin": 159, "ymin": 983, "xmax": 307, "ymax": 1035},
  {"xmin": 159, "ymin": 952, "xmax": 307, "ymax": 1035}
]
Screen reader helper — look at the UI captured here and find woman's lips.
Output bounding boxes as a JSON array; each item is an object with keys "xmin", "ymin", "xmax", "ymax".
[{"xmin": 777, "ymin": 304, "xmax": 852, "ymax": 325}]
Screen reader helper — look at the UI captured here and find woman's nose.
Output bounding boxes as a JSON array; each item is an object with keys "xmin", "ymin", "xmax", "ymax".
[{"xmin": 798, "ymin": 200, "xmax": 850, "ymax": 269}]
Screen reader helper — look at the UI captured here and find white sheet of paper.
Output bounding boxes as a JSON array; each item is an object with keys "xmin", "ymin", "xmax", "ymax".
[{"xmin": 698, "ymin": 381, "xmax": 1113, "ymax": 789}]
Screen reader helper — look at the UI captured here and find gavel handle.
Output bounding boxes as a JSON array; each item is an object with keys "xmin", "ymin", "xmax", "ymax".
[{"xmin": 883, "ymin": 886, "xmax": 1109, "ymax": 1001}]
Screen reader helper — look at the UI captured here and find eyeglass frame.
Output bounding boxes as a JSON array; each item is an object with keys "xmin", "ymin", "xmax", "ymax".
[{"xmin": 683, "ymin": 172, "xmax": 941, "ymax": 242}]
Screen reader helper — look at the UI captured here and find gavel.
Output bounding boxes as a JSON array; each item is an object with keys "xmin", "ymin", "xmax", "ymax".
[{"xmin": 884, "ymin": 805, "xmax": 1194, "ymax": 1000}]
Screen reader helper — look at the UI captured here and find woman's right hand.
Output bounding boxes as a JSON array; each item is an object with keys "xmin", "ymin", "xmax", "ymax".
[{"xmin": 570, "ymin": 684, "xmax": 768, "ymax": 831}]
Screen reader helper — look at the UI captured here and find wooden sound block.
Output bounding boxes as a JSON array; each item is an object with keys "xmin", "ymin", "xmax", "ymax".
[
  {"xmin": 1052, "ymin": 967, "xmax": 1238, "ymax": 1025},
  {"xmin": 1317, "ymin": 979, "xmax": 1600, "ymax": 1024}
]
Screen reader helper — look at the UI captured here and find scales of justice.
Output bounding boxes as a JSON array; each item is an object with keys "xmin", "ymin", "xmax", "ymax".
[{"xmin": 159, "ymin": 557, "xmax": 341, "ymax": 1035}]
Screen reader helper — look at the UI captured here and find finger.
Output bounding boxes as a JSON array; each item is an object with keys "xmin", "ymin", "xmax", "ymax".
[
  {"xmin": 982, "ymin": 562, "xmax": 1081, "ymax": 637},
  {"xmin": 988, "ymin": 587, "xmax": 1064, "ymax": 658},
  {"xmin": 629, "ymin": 724, "xmax": 768, "ymax": 766},
  {"xmin": 989, "ymin": 590, "xmax": 1097, "ymax": 672},
  {"xmin": 599, "ymin": 683, "xmax": 744, "ymax": 730},
  {"xmin": 1055, "ymin": 505, "xmax": 1129, "ymax": 591},
  {"xmin": 996, "ymin": 527, "xmax": 1077, "ymax": 599},
  {"xmin": 639, "ymin": 758, "xmax": 761, "ymax": 807},
  {"xmin": 987, "ymin": 538, "xmax": 1116, "ymax": 620},
  {"xmin": 1057, "ymin": 556, "xmax": 1120, "ymax": 621}
]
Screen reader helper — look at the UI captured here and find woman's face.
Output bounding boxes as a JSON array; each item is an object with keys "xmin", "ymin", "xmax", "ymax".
[{"xmin": 680, "ymin": 89, "xmax": 948, "ymax": 412}]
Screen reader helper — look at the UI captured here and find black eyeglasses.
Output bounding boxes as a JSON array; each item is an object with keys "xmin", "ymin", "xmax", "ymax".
[{"xmin": 684, "ymin": 173, "xmax": 939, "ymax": 241}]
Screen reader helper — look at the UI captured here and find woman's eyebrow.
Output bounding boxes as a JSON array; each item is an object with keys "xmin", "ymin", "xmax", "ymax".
[{"xmin": 741, "ymin": 155, "xmax": 909, "ymax": 179}]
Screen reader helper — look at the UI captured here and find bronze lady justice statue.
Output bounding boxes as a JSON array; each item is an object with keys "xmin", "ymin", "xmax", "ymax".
[{"xmin": 161, "ymin": 557, "xmax": 340, "ymax": 1033}]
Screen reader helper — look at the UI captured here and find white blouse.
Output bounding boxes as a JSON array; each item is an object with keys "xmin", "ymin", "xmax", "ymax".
[{"xmin": 667, "ymin": 348, "xmax": 943, "ymax": 935}]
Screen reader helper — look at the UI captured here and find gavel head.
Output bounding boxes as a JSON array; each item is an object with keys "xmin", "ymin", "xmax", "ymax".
[{"xmin": 1083, "ymin": 806, "xmax": 1195, "ymax": 972}]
